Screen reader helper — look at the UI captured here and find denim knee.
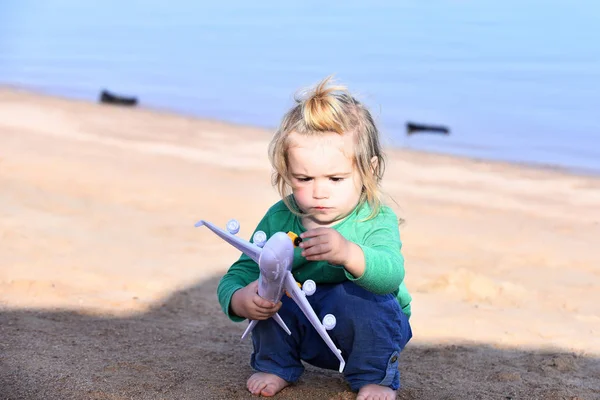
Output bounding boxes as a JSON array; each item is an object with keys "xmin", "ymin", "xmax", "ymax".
[{"xmin": 319, "ymin": 281, "xmax": 411, "ymax": 391}]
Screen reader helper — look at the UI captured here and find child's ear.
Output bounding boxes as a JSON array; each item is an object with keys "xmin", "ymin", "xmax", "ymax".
[{"xmin": 370, "ymin": 156, "xmax": 378, "ymax": 174}]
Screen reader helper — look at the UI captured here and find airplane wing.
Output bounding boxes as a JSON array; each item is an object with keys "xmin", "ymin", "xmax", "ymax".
[
  {"xmin": 283, "ymin": 271, "xmax": 346, "ymax": 373},
  {"xmin": 194, "ymin": 219, "xmax": 262, "ymax": 264}
]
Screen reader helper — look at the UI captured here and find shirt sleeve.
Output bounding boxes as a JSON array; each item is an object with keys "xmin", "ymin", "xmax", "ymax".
[
  {"xmin": 344, "ymin": 207, "xmax": 404, "ymax": 295},
  {"xmin": 216, "ymin": 213, "xmax": 271, "ymax": 322}
]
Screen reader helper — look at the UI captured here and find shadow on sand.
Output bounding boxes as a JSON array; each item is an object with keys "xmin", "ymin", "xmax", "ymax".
[{"xmin": 1, "ymin": 275, "xmax": 599, "ymax": 400}]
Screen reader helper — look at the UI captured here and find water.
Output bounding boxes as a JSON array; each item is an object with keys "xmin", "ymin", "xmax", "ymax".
[{"xmin": 2, "ymin": 1, "xmax": 599, "ymax": 174}]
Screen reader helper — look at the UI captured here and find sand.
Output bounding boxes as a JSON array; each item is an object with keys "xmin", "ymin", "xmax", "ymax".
[{"xmin": 1, "ymin": 87, "xmax": 599, "ymax": 399}]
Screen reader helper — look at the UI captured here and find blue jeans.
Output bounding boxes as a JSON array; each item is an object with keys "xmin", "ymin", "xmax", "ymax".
[{"xmin": 250, "ymin": 280, "xmax": 412, "ymax": 391}]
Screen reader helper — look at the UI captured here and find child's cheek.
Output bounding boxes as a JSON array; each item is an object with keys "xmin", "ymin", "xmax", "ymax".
[{"xmin": 292, "ymin": 186, "xmax": 311, "ymax": 207}]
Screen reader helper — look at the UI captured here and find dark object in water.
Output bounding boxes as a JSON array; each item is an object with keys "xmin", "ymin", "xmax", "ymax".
[
  {"xmin": 406, "ymin": 122, "xmax": 450, "ymax": 135},
  {"xmin": 99, "ymin": 90, "xmax": 138, "ymax": 106}
]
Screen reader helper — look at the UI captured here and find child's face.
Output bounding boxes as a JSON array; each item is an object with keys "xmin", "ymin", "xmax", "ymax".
[{"xmin": 287, "ymin": 131, "xmax": 363, "ymax": 228}]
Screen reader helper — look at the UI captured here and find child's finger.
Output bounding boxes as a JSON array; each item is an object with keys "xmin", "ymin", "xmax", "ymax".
[
  {"xmin": 300, "ymin": 227, "xmax": 328, "ymax": 239},
  {"xmin": 250, "ymin": 302, "xmax": 281, "ymax": 319},
  {"xmin": 249, "ymin": 310, "xmax": 272, "ymax": 320},
  {"xmin": 302, "ymin": 242, "xmax": 329, "ymax": 257},
  {"xmin": 253, "ymin": 295, "xmax": 279, "ymax": 310},
  {"xmin": 299, "ymin": 234, "xmax": 326, "ymax": 249}
]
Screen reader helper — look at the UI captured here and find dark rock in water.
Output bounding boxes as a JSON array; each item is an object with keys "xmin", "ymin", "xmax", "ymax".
[
  {"xmin": 99, "ymin": 90, "xmax": 138, "ymax": 106},
  {"xmin": 406, "ymin": 121, "xmax": 450, "ymax": 135}
]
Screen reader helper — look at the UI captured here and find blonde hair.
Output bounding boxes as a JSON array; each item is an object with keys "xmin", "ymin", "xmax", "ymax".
[{"xmin": 268, "ymin": 75, "xmax": 386, "ymax": 221}]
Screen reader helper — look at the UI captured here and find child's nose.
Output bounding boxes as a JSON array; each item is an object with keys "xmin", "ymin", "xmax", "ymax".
[{"xmin": 312, "ymin": 182, "xmax": 329, "ymax": 199}]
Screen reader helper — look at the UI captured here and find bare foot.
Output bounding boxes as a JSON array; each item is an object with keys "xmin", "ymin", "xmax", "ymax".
[
  {"xmin": 247, "ymin": 372, "xmax": 290, "ymax": 397},
  {"xmin": 356, "ymin": 384, "xmax": 397, "ymax": 400}
]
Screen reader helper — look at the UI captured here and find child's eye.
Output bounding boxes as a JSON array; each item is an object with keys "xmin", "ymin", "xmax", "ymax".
[
  {"xmin": 298, "ymin": 177, "xmax": 312, "ymax": 182},
  {"xmin": 330, "ymin": 177, "xmax": 344, "ymax": 182}
]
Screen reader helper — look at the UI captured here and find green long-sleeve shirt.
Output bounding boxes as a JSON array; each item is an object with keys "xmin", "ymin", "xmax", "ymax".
[{"xmin": 216, "ymin": 199, "xmax": 412, "ymax": 322}]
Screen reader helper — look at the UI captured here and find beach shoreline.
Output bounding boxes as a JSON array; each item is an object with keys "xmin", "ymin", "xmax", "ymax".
[
  {"xmin": 1, "ymin": 86, "xmax": 599, "ymax": 399},
  {"xmin": 4, "ymin": 84, "xmax": 599, "ymax": 180}
]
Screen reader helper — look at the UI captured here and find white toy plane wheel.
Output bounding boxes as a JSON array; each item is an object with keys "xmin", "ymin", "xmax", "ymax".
[
  {"xmin": 226, "ymin": 219, "xmax": 240, "ymax": 235},
  {"xmin": 252, "ymin": 231, "xmax": 267, "ymax": 248},
  {"xmin": 302, "ymin": 279, "xmax": 316, "ymax": 296},
  {"xmin": 322, "ymin": 314, "xmax": 336, "ymax": 330}
]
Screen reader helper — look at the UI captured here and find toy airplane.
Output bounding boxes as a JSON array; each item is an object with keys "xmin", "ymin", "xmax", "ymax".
[{"xmin": 194, "ymin": 218, "xmax": 346, "ymax": 373}]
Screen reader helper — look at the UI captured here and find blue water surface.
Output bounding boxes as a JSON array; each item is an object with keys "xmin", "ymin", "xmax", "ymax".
[{"xmin": 1, "ymin": 1, "xmax": 599, "ymax": 173}]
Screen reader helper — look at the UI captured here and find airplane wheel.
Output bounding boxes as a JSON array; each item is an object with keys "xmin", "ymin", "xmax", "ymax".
[
  {"xmin": 322, "ymin": 314, "xmax": 336, "ymax": 330},
  {"xmin": 302, "ymin": 279, "xmax": 316, "ymax": 296},
  {"xmin": 253, "ymin": 231, "xmax": 267, "ymax": 247},
  {"xmin": 226, "ymin": 219, "xmax": 240, "ymax": 234}
]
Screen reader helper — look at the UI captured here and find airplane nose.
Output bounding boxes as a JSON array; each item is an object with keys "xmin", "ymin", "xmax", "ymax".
[{"xmin": 257, "ymin": 232, "xmax": 294, "ymax": 282}]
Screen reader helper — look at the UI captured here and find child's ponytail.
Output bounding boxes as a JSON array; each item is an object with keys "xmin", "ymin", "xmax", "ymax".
[{"xmin": 301, "ymin": 76, "xmax": 352, "ymax": 135}]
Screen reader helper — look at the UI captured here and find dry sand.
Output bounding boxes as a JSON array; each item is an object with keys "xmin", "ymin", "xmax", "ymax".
[{"xmin": 1, "ymin": 87, "xmax": 599, "ymax": 399}]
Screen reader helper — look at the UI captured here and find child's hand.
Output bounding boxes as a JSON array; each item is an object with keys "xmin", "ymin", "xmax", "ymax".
[
  {"xmin": 299, "ymin": 227, "xmax": 350, "ymax": 265},
  {"xmin": 231, "ymin": 280, "xmax": 282, "ymax": 320}
]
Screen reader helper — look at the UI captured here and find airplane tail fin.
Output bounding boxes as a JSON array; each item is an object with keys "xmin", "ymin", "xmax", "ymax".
[
  {"xmin": 240, "ymin": 313, "xmax": 291, "ymax": 341},
  {"xmin": 272, "ymin": 313, "xmax": 291, "ymax": 335},
  {"xmin": 240, "ymin": 320, "xmax": 258, "ymax": 341},
  {"xmin": 194, "ymin": 219, "xmax": 261, "ymax": 264}
]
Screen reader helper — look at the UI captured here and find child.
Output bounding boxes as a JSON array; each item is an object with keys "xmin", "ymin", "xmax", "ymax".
[{"xmin": 216, "ymin": 76, "xmax": 412, "ymax": 400}]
